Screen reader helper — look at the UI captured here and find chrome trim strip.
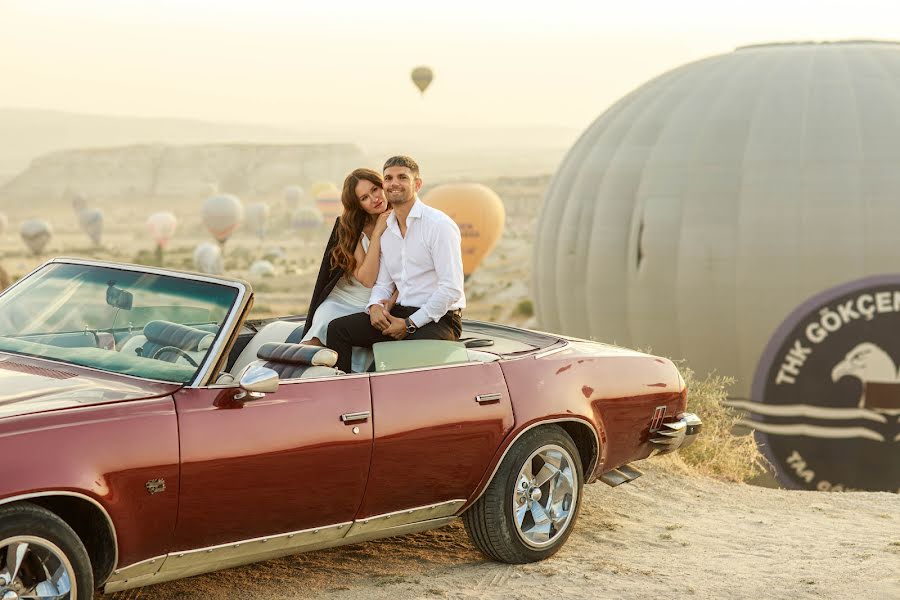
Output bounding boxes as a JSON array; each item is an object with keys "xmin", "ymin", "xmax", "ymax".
[
  {"xmin": 533, "ymin": 342, "xmax": 569, "ymax": 359},
  {"xmin": 347, "ymin": 499, "xmax": 465, "ymax": 537},
  {"xmin": 469, "ymin": 417, "xmax": 600, "ymax": 506},
  {"xmin": 107, "ymin": 554, "xmax": 166, "ymax": 582},
  {"xmin": 0, "ymin": 491, "xmax": 119, "ymax": 575},
  {"xmin": 368, "ymin": 360, "xmax": 491, "ymax": 377},
  {"xmin": 103, "ymin": 516, "xmax": 458, "ymax": 593}
]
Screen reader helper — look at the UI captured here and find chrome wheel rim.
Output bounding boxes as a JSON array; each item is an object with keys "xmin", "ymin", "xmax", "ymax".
[
  {"xmin": 0, "ymin": 536, "xmax": 76, "ymax": 600},
  {"xmin": 512, "ymin": 443, "xmax": 578, "ymax": 549}
]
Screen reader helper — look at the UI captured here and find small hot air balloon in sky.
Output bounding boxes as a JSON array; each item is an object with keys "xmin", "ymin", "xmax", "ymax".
[
  {"xmin": 20, "ymin": 219, "xmax": 53, "ymax": 255},
  {"xmin": 315, "ymin": 189, "xmax": 342, "ymax": 221},
  {"xmin": 193, "ymin": 242, "xmax": 224, "ymax": 275},
  {"xmin": 245, "ymin": 202, "xmax": 271, "ymax": 240},
  {"xmin": 291, "ymin": 206, "xmax": 324, "ymax": 232},
  {"xmin": 423, "ymin": 183, "xmax": 505, "ymax": 277},
  {"xmin": 411, "ymin": 66, "xmax": 433, "ymax": 95},
  {"xmin": 284, "ymin": 186, "xmax": 304, "ymax": 211},
  {"xmin": 77, "ymin": 208, "xmax": 104, "ymax": 246},
  {"xmin": 202, "ymin": 194, "xmax": 244, "ymax": 246}
]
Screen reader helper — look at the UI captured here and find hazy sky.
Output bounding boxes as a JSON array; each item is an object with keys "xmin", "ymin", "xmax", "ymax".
[{"xmin": 2, "ymin": 0, "xmax": 898, "ymax": 131}]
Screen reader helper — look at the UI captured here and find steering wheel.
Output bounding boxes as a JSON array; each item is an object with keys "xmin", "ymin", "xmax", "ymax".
[{"xmin": 151, "ymin": 346, "xmax": 199, "ymax": 367}]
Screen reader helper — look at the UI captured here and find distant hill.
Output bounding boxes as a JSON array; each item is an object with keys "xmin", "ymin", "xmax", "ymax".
[
  {"xmin": 0, "ymin": 108, "xmax": 311, "ymax": 176},
  {"xmin": 0, "ymin": 143, "xmax": 366, "ymax": 208}
]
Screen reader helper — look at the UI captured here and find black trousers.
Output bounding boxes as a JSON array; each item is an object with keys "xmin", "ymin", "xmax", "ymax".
[{"xmin": 326, "ymin": 306, "xmax": 462, "ymax": 372}]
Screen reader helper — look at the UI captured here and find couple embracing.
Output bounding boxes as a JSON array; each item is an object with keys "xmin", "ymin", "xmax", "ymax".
[{"xmin": 300, "ymin": 155, "xmax": 465, "ymax": 372}]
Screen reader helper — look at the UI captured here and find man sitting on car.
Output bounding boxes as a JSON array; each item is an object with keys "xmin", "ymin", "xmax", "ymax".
[{"xmin": 326, "ymin": 155, "xmax": 465, "ymax": 372}]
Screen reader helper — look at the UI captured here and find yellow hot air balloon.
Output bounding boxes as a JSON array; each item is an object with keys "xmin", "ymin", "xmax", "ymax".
[
  {"xmin": 411, "ymin": 66, "xmax": 433, "ymax": 95},
  {"xmin": 310, "ymin": 181, "xmax": 338, "ymax": 198},
  {"xmin": 423, "ymin": 183, "xmax": 504, "ymax": 277}
]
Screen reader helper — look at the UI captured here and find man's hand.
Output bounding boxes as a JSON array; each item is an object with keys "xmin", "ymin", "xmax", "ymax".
[
  {"xmin": 370, "ymin": 304, "xmax": 391, "ymax": 332},
  {"xmin": 381, "ymin": 314, "xmax": 408, "ymax": 340}
]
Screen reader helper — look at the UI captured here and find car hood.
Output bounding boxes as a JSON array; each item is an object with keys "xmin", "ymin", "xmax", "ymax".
[{"xmin": 0, "ymin": 354, "xmax": 182, "ymax": 419}]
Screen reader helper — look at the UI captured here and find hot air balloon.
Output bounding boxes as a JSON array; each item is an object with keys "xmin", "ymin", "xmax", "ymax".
[
  {"xmin": 77, "ymin": 208, "xmax": 104, "ymax": 246},
  {"xmin": 70, "ymin": 192, "xmax": 88, "ymax": 213},
  {"xmin": 193, "ymin": 242, "xmax": 224, "ymax": 275},
  {"xmin": 284, "ymin": 186, "xmax": 304, "ymax": 211},
  {"xmin": 248, "ymin": 259, "xmax": 276, "ymax": 281},
  {"xmin": 310, "ymin": 181, "xmax": 338, "ymax": 198},
  {"xmin": 534, "ymin": 41, "xmax": 900, "ymax": 492},
  {"xmin": 291, "ymin": 206, "xmax": 324, "ymax": 231},
  {"xmin": 202, "ymin": 194, "xmax": 244, "ymax": 246},
  {"xmin": 315, "ymin": 190, "xmax": 342, "ymax": 221},
  {"xmin": 146, "ymin": 212, "xmax": 178, "ymax": 248},
  {"xmin": 20, "ymin": 219, "xmax": 53, "ymax": 255},
  {"xmin": 245, "ymin": 202, "xmax": 271, "ymax": 240},
  {"xmin": 423, "ymin": 183, "xmax": 505, "ymax": 278},
  {"xmin": 411, "ymin": 66, "xmax": 433, "ymax": 95}
]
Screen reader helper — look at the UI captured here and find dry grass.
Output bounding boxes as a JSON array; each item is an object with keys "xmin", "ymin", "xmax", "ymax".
[{"xmin": 661, "ymin": 366, "xmax": 770, "ymax": 483}]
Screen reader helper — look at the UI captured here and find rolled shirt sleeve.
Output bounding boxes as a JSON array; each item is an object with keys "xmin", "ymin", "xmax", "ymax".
[{"xmin": 409, "ymin": 217, "xmax": 464, "ymax": 327}]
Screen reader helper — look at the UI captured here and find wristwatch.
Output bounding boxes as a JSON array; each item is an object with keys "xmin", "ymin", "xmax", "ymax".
[{"xmin": 405, "ymin": 318, "xmax": 418, "ymax": 334}]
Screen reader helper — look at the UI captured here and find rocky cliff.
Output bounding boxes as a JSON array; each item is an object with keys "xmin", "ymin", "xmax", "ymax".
[{"xmin": 0, "ymin": 143, "xmax": 366, "ymax": 207}]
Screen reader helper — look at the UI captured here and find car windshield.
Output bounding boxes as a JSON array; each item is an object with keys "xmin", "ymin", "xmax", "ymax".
[{"xmin": 0, "ymin": 262, "xmax": 240, "ymax": 383}]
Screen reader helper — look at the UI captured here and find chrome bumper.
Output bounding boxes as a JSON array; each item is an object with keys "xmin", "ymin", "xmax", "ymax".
[{"xmin": 650, "ymin": 412, "xmax": 702, "ymax": 455}]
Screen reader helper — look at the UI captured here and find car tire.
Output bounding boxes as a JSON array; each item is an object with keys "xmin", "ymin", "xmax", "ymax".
[
  {"xmin": 463, "ymin": 424, "xmax": 584, "ymax": 563},
  {"xmin": 0, "ymin": 502, "xmax": 94, "ymax": 599}
]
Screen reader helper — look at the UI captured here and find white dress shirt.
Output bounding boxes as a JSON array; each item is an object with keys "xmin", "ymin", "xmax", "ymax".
[{"xmin": 366, "ymin": 198, "xmax": 466, "ymax": 327}]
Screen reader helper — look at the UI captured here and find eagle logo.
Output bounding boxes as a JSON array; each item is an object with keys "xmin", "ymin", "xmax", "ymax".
[{"xmin": 831, "ymin": 342, "xmax": 900, "ymax": 415}]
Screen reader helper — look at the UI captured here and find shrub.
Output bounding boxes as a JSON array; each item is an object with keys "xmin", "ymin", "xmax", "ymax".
[
  {"xmin": 658, "ymin": 367, "xmax": 770, "ymax": 483},
  {"xmin": 513, "ymin": 299, "xmax": 534, "ymax": 317}
]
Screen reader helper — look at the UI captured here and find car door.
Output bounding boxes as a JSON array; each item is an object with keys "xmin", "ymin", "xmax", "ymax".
[
  {"xmin": 172, "ymin": 374, "xmax": 372, "ymax": 550},
  {"xmin": 357, "ymin": 361, "xmax": 513, "ymax": 519}
]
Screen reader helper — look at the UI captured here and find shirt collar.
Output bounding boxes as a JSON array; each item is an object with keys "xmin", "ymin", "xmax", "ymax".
[{"xmin": 386, "ymin": 196, "xmax": 423, "ymax": 232}]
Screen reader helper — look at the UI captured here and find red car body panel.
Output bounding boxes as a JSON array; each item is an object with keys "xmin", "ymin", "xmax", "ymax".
[
  {"xmin": 0, "ymin": 396, "xmax": 180, "ymax": 567},
  {"xmin": 360, "ymin": 362, "xmax": 513, "ymax": 517},
  {"xmin": 459, "ymin": 345, "xmax": 686, "ymax": 509},
  {"xmin": 172, "ymin": 377, "xmax": 373, "ymax": 549}
]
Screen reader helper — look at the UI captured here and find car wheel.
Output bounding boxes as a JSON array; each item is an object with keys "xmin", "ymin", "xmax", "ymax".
[
  {"xmin": 463, "ymin": 424, "xmax": 583, "ymax": 563},
  {"xmin": 0, "ymin": 502, "xmax": 94, "ymax": 600}
]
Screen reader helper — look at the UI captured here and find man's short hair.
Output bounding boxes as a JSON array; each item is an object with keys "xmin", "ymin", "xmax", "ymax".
[{"xmin": 383, "ymin": 155, "xmax": 420, "ymax": 177}]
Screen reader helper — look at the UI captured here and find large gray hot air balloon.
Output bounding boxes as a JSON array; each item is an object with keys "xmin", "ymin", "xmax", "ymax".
[
  {"xmin": 77, "ymin": 208, "xmax": 104, "ymax": 246},
  {"xmin": 20, "ymin": 219, "xmax": 53, "ymax": 255},
  {"xmin": 202, "ymin": 194, "xmax": 244, "ymax": 246},
  {"xmin": 535, "ymin": 41, "xmax": 900, "ymax": 492}
]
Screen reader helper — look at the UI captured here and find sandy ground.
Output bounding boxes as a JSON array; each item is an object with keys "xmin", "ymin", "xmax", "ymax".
[{"xmin": 102, "ymin": 461, "xmax": 900, "ymax": 600}]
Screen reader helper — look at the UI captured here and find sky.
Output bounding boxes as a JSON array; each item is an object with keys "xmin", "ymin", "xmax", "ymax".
[{"xmin": 2, "ymin": 0, "xmax": 899, "ymax": 132}]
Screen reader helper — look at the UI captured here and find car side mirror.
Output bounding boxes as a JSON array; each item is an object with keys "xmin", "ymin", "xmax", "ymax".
[{"xmin": 235, "ymin": 364, "xmax": 279, "ymax": 401}]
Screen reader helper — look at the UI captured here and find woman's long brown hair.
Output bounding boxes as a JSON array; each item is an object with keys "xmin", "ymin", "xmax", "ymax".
[{"xmin": 330, "ymin": 168, "xmax": 385, "ymax": 281}]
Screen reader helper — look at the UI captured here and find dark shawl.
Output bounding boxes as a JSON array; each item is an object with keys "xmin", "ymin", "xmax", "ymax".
[{"xmin": 301, "ymin": 217, "xmax": 344, "ymax": 338}]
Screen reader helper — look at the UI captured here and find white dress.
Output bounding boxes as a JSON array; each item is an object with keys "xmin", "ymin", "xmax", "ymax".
[{"xmin": 301, "ymin": 234, "xmax": 374, "ymax": 372}]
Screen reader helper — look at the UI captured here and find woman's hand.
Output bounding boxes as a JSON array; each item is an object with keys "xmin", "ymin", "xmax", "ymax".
[{"xmin": 373, "ymin": 209, "xmax": 392, "ymax": 237}]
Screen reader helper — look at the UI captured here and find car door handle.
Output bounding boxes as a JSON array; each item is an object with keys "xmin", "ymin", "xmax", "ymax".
[
  {"xmin": 475, "ymin": 393, "xmax": 502, "ymax": 404},
  {"xmin": 340, "ymin": 411, "xmax": 370, "ymax": 423}
]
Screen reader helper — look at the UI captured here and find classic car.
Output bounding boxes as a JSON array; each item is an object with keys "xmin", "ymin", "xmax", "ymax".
[{"xmin": 0, "ymin": 258, "xmax": 701, "ymax": 599}]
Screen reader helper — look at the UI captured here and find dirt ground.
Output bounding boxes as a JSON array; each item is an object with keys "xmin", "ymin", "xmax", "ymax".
[{"xmin": 101, "ymin": 460, "xmax": 899, "ymax": 600}]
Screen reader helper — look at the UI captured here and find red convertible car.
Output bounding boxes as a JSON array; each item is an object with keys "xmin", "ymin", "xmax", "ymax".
[{"xmin": 0, "ymin": 258, "xmax": 700, "ymax": 599}]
